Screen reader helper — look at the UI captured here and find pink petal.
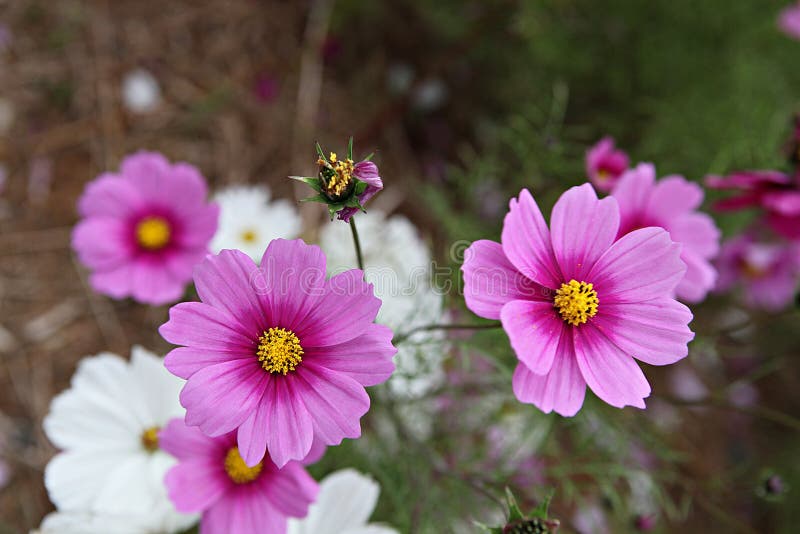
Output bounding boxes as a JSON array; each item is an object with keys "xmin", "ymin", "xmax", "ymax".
[
  {"xmin": 501, "ymin": 189, "xmax": 562, "ymax": 289},
  {"xmin": 645, "ymin": 175, "xmax": 704, "ymax": 219},
  {"xmin": 165, "ymin": 459, "xmax": 229, "ymax": 513},
  {"xmin": 238, "ymin": 377, "xmax": 314, "ymax": 468},
  {"xmin": 202, "ymin": 491, "xmax": 286, "ymax": 534},
  {"xmin": 675, "ymin": 251, "xmax": 717, "ymax": 303},
  {"xmin": 589, "ymin": 227, "xmax": 685, "ymax": 303},
  {"xmin": 612, "ymin": 163, "xmax": 656, "ymax": 234},
  {"xmin": 194, "ymin": 250, "xmax": 270, "ymax": 336},
  {"xmin": 71, "ymin": 217, "xmax": 132, "ymax": 271},
  {"xmin": 177, "ymin": 204, "xmax": 220, "ymax": 248},
  {"xmin": 354, "ymin": 160, "xmax": 382, "ymax": 188},
  {"xmin": 295, "ymin": 363, "xmax": 369, "ymax": 446},
  {"xmin": 120, "ymin": 151, "xmax": 173, "ymax": 200},
  {"xmin": 512, "ymin": 345, "xmax": 586, "ymax": 417},
  {"xmin": 88, "ymin": 262, "xmax": 134, "ymax": 299},
  {"xmin": 162, "ymin": 162, "xmax": 211, "ymax": 215},
  {"xmin": 573, "ymin": 326, "xmax": 651, "ymax": 409},
  {"xmin": 593, "ymin": 299, "xmax": 693, "ymax": 366},
  {"xmin": 159, "ymin": 418, "xmax": 224, "ymax": 461},
  {"xmin": 499, "ymin": 300, "xmax": 565, "ymax": 375},
  {"xmin": 296, "ymin": 270, "xmax": 381, "ymax": 348},
  {"xmin": 160, "ymin": 302, "xmax": 254, "ymax": 356},
  {"xmin": 257, "ymin": 239, "xmax": 327, "ymax": 329},
  {"xmin": 259, "ymin": 461, "xmax": 318, "ymax": 517},
  {"xmin": 462, "ymin": 239, "xmax": 549, "ymax": 320},
  {"xmin": 550, "ymin": 184, "xmax": 620, "ymax": 281},
  {"xmin": 77, "ymin": 173, "xmax": 144, "ymax": 218},
  {"xmin": 130, "ymin": 259, "xmax": 186, "ymax": 305},
  {"xmin": 667, "ymin": 212, "xmax": 721, "ymax": 259},
  {"xmin": 306, "ymin": 324, "xmax": 396, "ymax": 386},
  {"xmin": 181, "ymin": 359, "xmax": 268, "ymax": 437}
]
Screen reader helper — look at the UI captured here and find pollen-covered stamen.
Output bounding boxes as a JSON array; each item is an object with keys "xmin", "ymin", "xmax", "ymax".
[
  {"xmin": 257, "ymin": 327, "xmax": 304, "ymax": 375},
  {"xmin": 224, "ymin": 447, "xmax": 263, "ymax": 484},
  {"xmin": 318, "ymin": 151, "xmax": 355, "ymax": 200},
  {"xmin": 141, "ymin": 426, "xmax": 160, "ymax": 452},
  {"xmin": 554, "ymin": 279, "xmax": 599, "ymax": 326},
  {"xmin": 240, "ymin": 228, "xmax": 257, "ymax": 243},
  {"xmin": 136, "ymin": 216, "xmax": 171, "ymax": 250}
]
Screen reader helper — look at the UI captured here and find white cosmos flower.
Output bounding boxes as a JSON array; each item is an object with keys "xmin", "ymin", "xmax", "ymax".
[
  {"xmin": 211, "ymin": 185, "xmax": 303, "ymax": 261},
  {"xmin": 122, "ymin": 68, "xmax": 161, "ymax": 113},
  {"xmin": 319, "ymin": 210, "xmax": 446, "ymax": 399},
  {"xmin": 43, "ymin": 347, "xmax": 196, "ymax": 533},
  {"xmin": 34, "ymin": 511, "xmax": 167, "ymax": 534},
  {"xmin": 288, "ymin": 469, "xmax": 398, "ymax": 534}
]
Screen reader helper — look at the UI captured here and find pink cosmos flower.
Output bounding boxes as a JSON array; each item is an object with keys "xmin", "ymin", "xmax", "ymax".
[
  {"xmin": 72, "ymin": 152, "xmax": 219, "ymax": 305},
  {"xmin": 778, "ymin": 2, "xmax": 800, "ymax": 40},
  {"xmin": 336, "ymin": 160, "xmax": 383, "ymax": 222},
  {"xmin": 462, "ymin": 184, "xmax": 694, "ymax": 416},
  {"xmin": 706, "ymin": 170, "xmax": 800, "ymax": 240},
  {"xmin": 585, "ymin": 136, "xmax": 630, "ymax": 192},
  {"xmin": 714, "ymin": 234, "xmax": 800, "ymax": 311},
  {"xmin": 160, "ymin": 418, "xmax": 318, "ymax": 534},
  {"xmin": 611, "ymin": 163, "xmax": 721, "ymax": 303},
  {"xmin": 159, "ymin": 238, "xmax": 396, "ymax": 468}
]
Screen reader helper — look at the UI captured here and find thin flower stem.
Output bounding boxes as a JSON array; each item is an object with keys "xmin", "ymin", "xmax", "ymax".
[
  {"xmin": 394, "ymin": 322, "xmax": 502, "ymax": 344},
  {"xmin": 349, "ymin": 217, "xmax": 365, "ymax": 271}
]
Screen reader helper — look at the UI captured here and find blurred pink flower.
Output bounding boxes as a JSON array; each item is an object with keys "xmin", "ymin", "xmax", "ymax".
[
  {"xmin": 612, "ymin": 163, "xmax": 720, "ymax": 303},
  {"xmin": 462, "ymin": 184, "xmax": 693, "ymax": 416},
  {"xmin": 778, "ymin": 2, "xmax": 800, "ymax": 40},
  {"xmin": 586, "ymin": 136, "xmax": 630, "ymax": 192},
  {"xmin": 160, "ymin": 418, "xmax": 318, "ymax": 534},
  {"xmin": 253, "ymin": 72, "xmax": 280, "ymax": 104},
  {"xmin": 160, "ymin": 239, "xmax": 396, "ymax": 467},
  {"xmin": 706, "ymin": 170, "xmax": 800, "ymax": 240},
  {"xmin": 714, "ymin": 234, "xmax": 800, "ymax": 311},
  {"xmin": 71, "ymin": 151, "xmax": 219, "ymax": 305}
]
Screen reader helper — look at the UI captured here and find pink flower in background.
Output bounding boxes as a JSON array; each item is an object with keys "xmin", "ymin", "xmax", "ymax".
[
  {"xmin": 462, "ymin": 185, "xmax": 693, "ymax": 416},
  {"xmin": 611, "ymin": 163, "xmax": 721, "ymax": 303},
  {"xmin": 336, "ymin": 160, "xmax": 383, "ymax": 222},
  {"xmin": 160, "ymin": 418, "xmax": 318, "ymax": 534},
  {"xmin": 72, "ymin": 152, "xmax": 219, "ymax": 305},
  {"xmin": 585, "ymin": 136, "xmax": 630, "ymax": 192},
  {"xmin": 160, "ymin": 239, "xmax": 396, "ymax": 468},
  {"xmin": 706, "ymin": 170, "xmax": 800, "ymax": 240},
  {"xmin": 778, "ymin": 2, "xmax": 800, "ymax": 40},
  {"xmin": 714, "ymin": 234, "xmax": 800, "ymax": 311},
  {"xmin": 253, "ymin": 72, "xmax": 280, "ymax": 104}
]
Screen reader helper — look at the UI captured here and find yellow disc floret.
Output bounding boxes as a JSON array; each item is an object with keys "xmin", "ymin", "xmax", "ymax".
[
  {"xmin": 141, "ymin": 426, "xmax": 160, "ymax": 452},
  {"xmin": 224, "ymin": 447, "xmax": 263, "ymax": 484},
  {"xmin": 319, "ymin": 151, "xmax": 355, "ymax": 199},
  {"xmin": 554, "ymin": 279, "xmax": 599, "ymax": 326},
  {"xmin": 257, "ymin": 327, "xmax": 304, "ymax": 375},
  {"xmin": 135, "ymin": 216, "xmax": 171, "ymax": 250},
  {"xmin": 240, "ymin": 229, "xmax": 257, "ymax": 243}
]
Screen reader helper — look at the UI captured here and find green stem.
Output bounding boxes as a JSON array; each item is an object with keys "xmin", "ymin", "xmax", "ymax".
[
  {"xmin": 394, "ymin": 322, "xmax": 502, "ymax": 344},
  {"xmin": 349, "ymin": 217, "xmax": 365, "ymax": 271}
]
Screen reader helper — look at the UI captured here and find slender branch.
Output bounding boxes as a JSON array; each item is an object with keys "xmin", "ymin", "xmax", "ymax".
[
  {"xmin": 349, "ymin": 217, "xmax": 365, "ymax": 271},
  {"xmin": 394, "ymin": 322, "xmax": 502, "ymax": 344}
]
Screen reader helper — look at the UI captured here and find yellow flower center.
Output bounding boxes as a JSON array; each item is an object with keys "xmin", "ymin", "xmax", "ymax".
[
  {"xmin": 554, "ymin": 279, "xmax": 599, "ymax": 326},
  {"xmin": 224, "ymin": 447, "xmax": 263, "ymax": 484},
  {"xmin": 241, "ymin": 229, "xmax": 257, "ymax": 243},
  {"xmin": 141, "ymin": 426, "xmax": 160, "ymax": 452},
  {"xmin": 319, "ymin": 151, "xmax": 355, "ymax": 199},
  {"xmin": 741, "ymin": 261, "xmax": 766, "ymax": 279},
  {"xmin": 136, "ymin": 216, "xmax": 171, "ymax": 250},
  {"xmin": 596, "ymin": 169, "xmax": 610, "ymax": 182},
  {"xmin": 257, "ymin": 327, "xmax": 304, "ymax": 375}
]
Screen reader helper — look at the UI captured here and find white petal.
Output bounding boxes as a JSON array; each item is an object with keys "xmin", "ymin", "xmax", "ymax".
[
  {"xmin": 44, "ymin": 450, "xmax": 130, "ymax": 511},
  {"xmin": 130, "ymin": 345, "xmax": 186, "ymax": 424}
]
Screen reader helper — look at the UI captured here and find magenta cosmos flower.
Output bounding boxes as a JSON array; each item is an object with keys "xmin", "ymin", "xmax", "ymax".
[
  {"xmin": 715, "ymin": 234, "xmax": 800, "ymax": 312},
  {"xmin": 706, "ymin": 170, "xmax": 800, "ymax": 240},
  {"xmin": 462, "ymin": 184, "xmax": 694, "ymax": 416},
  {"xmin": 778, "ymin": 2, "xmax": 800, "ymax": 40},
  {"xmin": 160, "ymin": 418, "xmax": 318, "ymax": 534},
  {"xmin": 611, "ymin": 163, "xmax": 721, "ymax": 303},
  {"xmin": 585, "ymin": 136, "xmax": 630, "ymax": 192},
  {"xmin": 159, "ymin": 238, "xmax": 396, "ymax": 467},
  {"xmin": 72, "ymin": 151, "xmax": 219, "ymax": 305}
]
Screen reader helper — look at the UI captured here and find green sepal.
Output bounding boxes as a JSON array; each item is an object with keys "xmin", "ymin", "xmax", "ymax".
[
  {"xmin": 363, "ymin": 152, "xmax": 375, "ymax": 161},
  {"xmin": 473, "ymin": 521, "xmax": 503, "ymax": 534},
  {"xmin": 326, "ymin": 202, "xmax": 346, "ymax": 220},
  {"xmin": 353, "ymin": 180, "xmax": 368, "ymax": 195},
  {"xmin": 289, "ymin": 176, "xmax": 322, "ymax": 193},
  {"xmin": 315, "ymin": 142, "xmax": 328, "ymax": 163},
  {"xmin": 300, "ymin": 194, "xmax": 328, "ymax": 203},
  {"xmin": 347, "ymin": 136, "xmax": 354, "ymax": 160},
  {"xmin": 529, "ymin": 489, "xmax": 555, "ymax": 519},
  {"xmin": 506, "ymin": 487, "xmax": 525, "ymax": 522},
  {"xmin": 343, "ymin": 195, "xmax": 364, "ymax": 209}
]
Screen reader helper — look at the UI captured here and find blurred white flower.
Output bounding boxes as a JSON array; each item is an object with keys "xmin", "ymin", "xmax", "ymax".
[
  {"xmin": 43, "ymin": 347, "xmax": 196, "ymax": 533},
  {"xmin": 34, "ymin": 511, "xmax": 165, "ymax": 534},
  {"xmin": 412, "ymin": 78, "xmax": 448, "ymax": 111},
  {"xmin": 122, "ymin": 68, "xmax": 161, "ymax": 113},
  {"xmin": 288, "ymin": 469, "xmax": 398, "ymax": 534},
  {"xmin": 320, "ymin": 210, "xmax": 446, "ymax": 399},
  {"xmin": 211, "ymin": 185, "xmax": 302, "ymax": 261},
  {"xmin": 386, "ymin": 63, "xmax": 415, "ymax": 95}
]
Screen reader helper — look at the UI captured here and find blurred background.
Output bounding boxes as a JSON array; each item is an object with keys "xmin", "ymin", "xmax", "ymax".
[{"xmin": 1, "ymin": 0, "xmax": 799, "ymax": 532}]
